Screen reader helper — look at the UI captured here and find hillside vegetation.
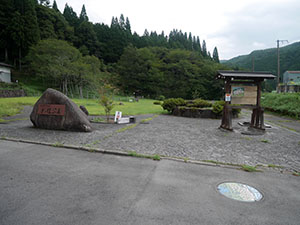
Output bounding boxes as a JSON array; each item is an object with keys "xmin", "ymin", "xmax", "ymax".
[
  {"xmin": 262, "ymin": 93, "xmax": 300, "ymax": 119},
  {"xmin": 224, "ymin": 42, "xmax": 300, "ymax": 90}
]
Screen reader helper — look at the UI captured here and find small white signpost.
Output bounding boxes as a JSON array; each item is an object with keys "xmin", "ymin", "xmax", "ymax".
[
  {"xmin": 225, "ymin": 93, "xmax": 231, "ymax": 102},
  {"xmin": 114, "ymin": 111, "xmax": 122, "ymax": 122}
]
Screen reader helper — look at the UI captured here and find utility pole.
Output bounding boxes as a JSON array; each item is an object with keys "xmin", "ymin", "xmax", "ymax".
[{"xmin": 276, "ymin": 39, "xmax": 288, "ymax": 87}]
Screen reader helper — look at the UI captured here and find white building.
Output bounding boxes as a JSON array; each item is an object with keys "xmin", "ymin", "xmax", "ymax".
[{"xmin": 0, "ymin": 62, "xmax": 13, "ymax": 83}]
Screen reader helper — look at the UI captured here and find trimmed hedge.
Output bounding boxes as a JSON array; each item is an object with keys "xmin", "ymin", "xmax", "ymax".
[
  {"xmin": 162, "ymin": 98, "xmax": 241, "ymax": 117},
  {"xmin": 161, "ymin": 98, "xmax": 186, "ymax": 112},
  {"xmin": 186, "ymin": 98, "xmax": 212, "ymax": 108},
  {"xmin": 162, "ymin": 98, "xmax": 213, "ymax": 112}
]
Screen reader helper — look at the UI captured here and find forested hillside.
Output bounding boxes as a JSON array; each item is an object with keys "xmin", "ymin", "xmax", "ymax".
[
  {"xmin": 0, "ymin": 0, "xmax": 226, "ymax": 99},
  {"xmin": 224, "ymin": 42, "xmax": 300, "ymax": 79}
]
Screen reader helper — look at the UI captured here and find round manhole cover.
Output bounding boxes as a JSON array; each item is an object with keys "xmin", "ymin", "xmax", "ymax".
[{"xmin": 217, "ymin": 182, "xmax": 263, "ymax": 202}]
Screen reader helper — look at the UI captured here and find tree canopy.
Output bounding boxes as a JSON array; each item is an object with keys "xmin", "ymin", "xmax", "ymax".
[
  {"xmin": 0, "ymin": 1, "xmax": 227, "ymax": 99},
  {"xmin": 117, "ymin": 46, "xmax": 227, "ymax": 99},
  {"xmin": 26, "ymin": 39, "xmax": 107, "ymax": 97}
]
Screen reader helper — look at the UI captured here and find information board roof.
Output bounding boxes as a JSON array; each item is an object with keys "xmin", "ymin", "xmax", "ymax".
[{"xmin": 217, "ymin": 71, "xmax": 276, "ymax": 80}]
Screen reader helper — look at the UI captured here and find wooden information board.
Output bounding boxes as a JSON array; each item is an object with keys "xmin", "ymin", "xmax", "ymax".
[
  {"xmin": 37, "ymin": 104, "xmax": 66, "ymax": 116},
  {"xmin": 231, "ymin": 85, "xmax": 257, "ymax": 105}
]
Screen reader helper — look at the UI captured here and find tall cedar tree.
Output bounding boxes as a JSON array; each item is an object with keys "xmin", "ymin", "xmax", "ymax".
[
  {"xmin": 10, "ymin": 0, "xmax": 40, "ymax": 69},
  {"xmin": 79, "ymin": 4, "xmax": 89, "ymax": 22},
  {"xmin": 213, "ymin": 47, "xmax": 220, "ymax": 63},
  {"xmin": 52, "ymin": 0, "xmax": 59, "ymax": 12},
  {"xmin": 36, "ymin": 4, "xmax": 73, "ymax": 40},
  {"xmin": 0, "ymin": 0, "xmax": 14, "ymax": 62},
  {"xmin": 202, "ymin": 40, "xmax": 207, "ymax": 57},
  {"xmin": 63, "ymin": 4, "xmax": 78, "ymax": 27}
]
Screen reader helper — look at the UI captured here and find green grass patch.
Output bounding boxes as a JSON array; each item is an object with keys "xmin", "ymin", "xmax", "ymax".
[
  {"xmin": 0, "ymin": 118, "xmax": 28, "ymax": 123},
  {"xmin": 116, "ymin": 124, "xmax": 138, "ymax": 133},
  {"xmin": 52, "ymin": 142, "xmax": 64, "ymax": 147},
  {"xmin": 260, "ymin": 139, "xmax": 269, "ymax": 143},
  {"xmin": 73, "ymin": 98, "xmax": 166, "ymax": 116},
  {"xmin": 0, "ymin": 96, "xmax": 166, "ymax": 120},
  {"xmin": 293, "ymin": 172, "xmax": 300, "ymax": 176},
  {"xmin": 241, "ymin": 165, "xmax": 261, "ymax": 172},
  {"xmin": 183, "ymin": 157, "xmax": 189, "ymax": 163},
  {"xmin": 140, "ymin": 115, "xmax": 158, "ymax": 123},
  {"xmin": 0, "ymin": 97, "xmax": 38, "ymax": 118},
  {"xmin": 268, "ymin": 164, "xmax": 284, "ymax": 169},
  {"xmin": 128, "ymin": 151, "xmax": 161, "ymax": 161}
]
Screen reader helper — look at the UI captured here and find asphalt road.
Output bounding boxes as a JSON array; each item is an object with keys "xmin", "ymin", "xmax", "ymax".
[{"xmin": 0, "ymin": 140, "xmax": 299, "ymax": 225}]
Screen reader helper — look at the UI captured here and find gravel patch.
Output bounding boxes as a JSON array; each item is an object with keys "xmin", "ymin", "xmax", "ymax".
[{"xmin": 1, "ymin": 106, "xmax": 299, "ymax": 172}]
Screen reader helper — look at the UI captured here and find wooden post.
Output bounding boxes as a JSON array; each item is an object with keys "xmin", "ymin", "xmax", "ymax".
[
  {"xmin": 250, "ymin": 108, "xmax": 256, "ymax": 127},
  {"xmin": 253, "ymin": 80, "xmax": 265, "ymax": 130},
  {"xmin": 220, "ymin": 79, "xmax": 233, "ymax": 131}
]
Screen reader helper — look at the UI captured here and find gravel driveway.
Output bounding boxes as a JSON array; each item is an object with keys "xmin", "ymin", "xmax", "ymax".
[{"xmin": 1, "ymin": 106, "xmax": 299, "ymax": 172}]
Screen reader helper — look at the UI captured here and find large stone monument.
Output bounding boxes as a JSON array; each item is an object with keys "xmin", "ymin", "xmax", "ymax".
[{"xmin": 30, "ymin": 88, "xmax": 92, "ymax": 132}]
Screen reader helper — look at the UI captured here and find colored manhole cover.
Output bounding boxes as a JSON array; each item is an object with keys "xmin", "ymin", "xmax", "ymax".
[{"xmin": 217, "ymin": 182, "xmax": 263, "ymax": 202}]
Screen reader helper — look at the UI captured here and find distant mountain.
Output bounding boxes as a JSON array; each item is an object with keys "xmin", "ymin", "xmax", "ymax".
[{"xmin": 223, "ymin": 42, "xmax": 300, "ymax": 80}]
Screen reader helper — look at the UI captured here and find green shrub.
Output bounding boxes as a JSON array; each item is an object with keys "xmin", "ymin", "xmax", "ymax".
[
  {"xmin": 212, "ymin": 101, "xmax": 225, "ymax": 116},
  {"xmin": 189, "ymin": 98, "xmax": 212, "ymax": 108},
  {"xmin": 153, "ymin": 101, "xmax": 161, "ymax": 105},
  {"xmin": 157, "ymin": 95, "xmax": 165, "ymax": 101},
  {"xmin": 261, "ymin": 93, "xmax": 300, "ymax": 118},
  {"xmin": 161, "ymin": 98, "xmax": 185, "ymax": 112},
  {"xmin": 0, "ymin": 82, "xmax": 21, "ymax": 90},
  {"xmin": 212, "ymin": 101, "xmax": 241, "ymax": 116}
]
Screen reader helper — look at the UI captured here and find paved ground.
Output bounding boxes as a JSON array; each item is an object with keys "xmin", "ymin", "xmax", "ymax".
[
  {"xmin": 0, "ymin": 106, "xmax": 299, "ymax": 172},
  {"xmin": 0, "ymin": 140, "xmax": 299, "ymax": 225}
]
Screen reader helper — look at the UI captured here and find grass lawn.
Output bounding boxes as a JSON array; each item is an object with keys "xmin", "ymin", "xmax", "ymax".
[
  {"xmin": 0, "ymin": 97, "xmax": 166, "ymax": 119},
  {"xmin": 0, "ymin": 97, "xmax": 38, "ymax": 120}
]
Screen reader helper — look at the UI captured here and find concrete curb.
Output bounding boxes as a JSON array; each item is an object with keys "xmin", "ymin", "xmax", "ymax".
[{"xmin": 1, "ymin": 137, "xmax": 294, "ymax": 175}]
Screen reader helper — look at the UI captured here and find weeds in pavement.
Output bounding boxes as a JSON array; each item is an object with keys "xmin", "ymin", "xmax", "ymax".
[
  {"xmin": 52, "ymin": 142, "xmax": 64, "ymax": 147},
  {"xmin": 241, "ymin": 165, "xmax": 261, "ymax": 172},
  {"xmin": 260, "ymin": 139, "xmax": 269, "ymax": 143},
  {"xmin": 268, "ymin": 164, "xmax": 284, "ymax": 169},
  {"xmin": 243, "ymin": 137, "xmax": 252, "ymax": 141},
  {"xmin": 88, "ymin": 148, "xmax": 96, "ymax": 153},
  {"xmin": 292, "ymin": 172, "xmax": 300, "ymax": 176},
  {"xmin": 128, "ymin": 151, "xmax": 161, "ymax": 161},
  {"xmin": 116, "ymin": 124, "xmax": 137, "ymax": 133},
  {"xmin": 140, "ymin": 115, "xmax": 158, "ymax": 123}
]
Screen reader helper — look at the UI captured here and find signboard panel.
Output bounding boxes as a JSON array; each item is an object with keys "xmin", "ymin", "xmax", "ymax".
[
  {"xmin": 37, "ymin": 104, "xmax": 65, "ymax": 115},
  {"xmin": 231, "ymin": 85, "xmax": 257, "ymax": 105},
  {"xmin": 117, "ymin": 117, "xmax": 130, "ymax": 124}
]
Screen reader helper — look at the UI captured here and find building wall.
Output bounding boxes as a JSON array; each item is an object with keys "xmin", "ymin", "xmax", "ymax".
[
  {"xmin": 283, "ymin": 71, "xmax": 300, "ymax": 84},
  {"xmin": 0, "ymin": 65, "xmax": 11, "ymax": 83}
]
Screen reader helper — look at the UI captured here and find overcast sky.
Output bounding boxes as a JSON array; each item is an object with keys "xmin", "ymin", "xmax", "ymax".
[{"xmin": 55, "ymin": 0, "xmax": 300, "ymax": 60}]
